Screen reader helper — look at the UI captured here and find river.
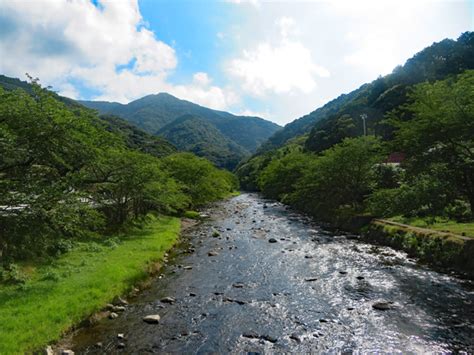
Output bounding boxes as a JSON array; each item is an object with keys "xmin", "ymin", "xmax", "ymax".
[{"xmin": 66, "ymin": 193, "xmax": 474, "ymax": 353}]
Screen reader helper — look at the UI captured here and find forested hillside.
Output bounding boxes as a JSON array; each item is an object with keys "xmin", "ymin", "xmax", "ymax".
[
  {"xmin": 80, "ymin": 93, "xmax": 281, "ymax": 169},
  {"xmin": 157, "ymin": 115, "xmax": 248, "ymax": 169},
  {"xmin": 259, "ymin": 32, "xmax": 473, "ymax": 152},
  {"xmin": 237, "ymin": 32, "xmax": 474, "ymax": 230},
  {"xmin": 0, "ymin": 80, "xmax": 238, "ymax": 262}
]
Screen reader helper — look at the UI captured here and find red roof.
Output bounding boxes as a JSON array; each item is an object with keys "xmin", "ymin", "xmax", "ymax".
[{"xmin": 385, "ymin": 152, "xmax": 405, "ymax": 164}]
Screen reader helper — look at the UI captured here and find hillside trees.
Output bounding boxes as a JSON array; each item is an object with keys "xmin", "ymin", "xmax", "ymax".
[
  {"xmin": 0, "ymin": 81, "xmax": 238, "ymax": 261},
  {"xmin": 373, "ymin": 70, "xmax": 474, "ymax": 217}
]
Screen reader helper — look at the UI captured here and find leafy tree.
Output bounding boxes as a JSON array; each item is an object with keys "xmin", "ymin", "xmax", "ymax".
[
  {"xmin": 290, "ymin": 137, "xmax": 382, "ymax": 219},
  {"xmin": 162, "ymin": 153, "xmax": 238, "ymax": 207},
  {"xmin": 0, "ymin": 81, "xmax": 113, "ymax": 260},
  {"xmin": 86, "ymin": 149, "xmax": 189, "ymax": 227},
  {"xmin": 258, "ymin": 150, "xmax": 307, "ymax": 201},
  {"xmin": 389, "ymin": 70, "xmax": 474, "ymax": 216}
]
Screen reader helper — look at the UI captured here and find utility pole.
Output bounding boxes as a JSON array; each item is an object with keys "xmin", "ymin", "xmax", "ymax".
[{"xmin": 360, "ymin": 114, "xmax": 367, "ymax": 136}]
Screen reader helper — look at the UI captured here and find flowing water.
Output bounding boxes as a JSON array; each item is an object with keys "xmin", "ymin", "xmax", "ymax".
[{"xmin": 67, "ymin": 193, "xmax": 474, "ymax": 353}]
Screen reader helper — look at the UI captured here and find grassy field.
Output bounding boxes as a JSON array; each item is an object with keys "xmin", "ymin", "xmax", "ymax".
[
  {"xmin": 0, "ymin": 215, "xmax": 181, "ymax": 354},
  {"xmin": 388, "ymin": 216, "xmax": 474, "ymax": 238}
]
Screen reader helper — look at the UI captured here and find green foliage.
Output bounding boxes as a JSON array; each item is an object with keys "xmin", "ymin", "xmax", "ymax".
[
  {"xmin": 0, "ymin": 78, "xmax": 239, "ymax": 261},
  {"xmin": 99, "ymin": 114, "xmax": 176, "ymax": 158},
  {"xmin": 0, "ymin": 81, "xmax": 111, "ymax": 260},
  {"xmin": 163, "ymin": 152, "xmax": 238, "ymax": 207},
  {"xmin": 290, "ymin": 137, "xmax": 382, "ymax": 218},
  {"xmin": 259, "ymin": 32, "xmax": 473, "ymax": 152},
  {"xmin": 388, "ymin": 70, "xmax": 474, "ymax": 215},
  {"xmin": 243, "ymin": 136, "xmax": 382, "ymax": 222},
  {"xmin": 0, "ymin": 216, "xmax": 180, "ymax": 353},
  {"xmin": 157, "ymin": 115, "xmax": 248, "ymax": 170},
  {"xmin": 183, "ymin": 211, "xmax": 201, "ymax": 219},
  {"xmin": 258, "ymin": 150, "xmax": 307, "ymax": 201}
]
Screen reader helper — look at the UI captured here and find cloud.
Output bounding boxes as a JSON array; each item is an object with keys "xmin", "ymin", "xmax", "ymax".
[
  {"xmin": 227, "ymin": 18, "xmax": 330, "ymax": 96},
  {"xmin": 276, "ymin": 16, "xmax": 300, "ymax": 39},
  {"xmin": 0, "ymin": 0, "xmax": 236, "ymax": 110},
  {"xmin": 225, "ymin": 0, "xmax": 261, "ymax": 8}
]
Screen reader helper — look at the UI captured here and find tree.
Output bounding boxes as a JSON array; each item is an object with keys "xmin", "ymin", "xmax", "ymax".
[
  {"xmin": 390, "ymin": 70, "xmax": 474, "ymax": 216},
  {"xmin": 290, "ymin": 136, "xmax": 382, "ymax": 219}
]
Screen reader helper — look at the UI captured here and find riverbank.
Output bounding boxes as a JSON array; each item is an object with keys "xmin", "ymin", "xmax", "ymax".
[
  {"xmin": 363, "ymin": 219, "xmax": 474, "ymax": 278},
  {"xmin": 0, "ymin": 215, "xmax": 181, "ymax": 354}
]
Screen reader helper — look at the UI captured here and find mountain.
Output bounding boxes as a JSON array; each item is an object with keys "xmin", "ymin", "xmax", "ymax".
[
  {"xmin": 100, "ymin": 115, "xmax": 176, "ymax": 158},
  {"xmin": 80, "ymin": 93, "xmax": 281, "ymax": 168},
  {"xmin": 0, "ymin": 75, "xmax": 176, "ymax": 158},
  {"xmin": 259, "ymin": 31, "xmax": 474, "ymax": 152},
  {"xmin": 157, "ymin": 114, "xmax": 247, "ymax": 169}
]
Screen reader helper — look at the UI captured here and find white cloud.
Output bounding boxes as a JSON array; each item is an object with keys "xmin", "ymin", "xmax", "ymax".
[
  {"xmin": 225, "ymin": 0, "xmax": 261, "ymax": 8},
  {"xmin": 228, "ymin": 38, "xmax": 330, "ymax": 96},
  {"xmin": 0, "ymin": 0, "xmax": 236, "ymax": 110},
  {"xmin": 193, "ymin": 72, "xmax": 212, "ymax": 87},
  {"xmin": 276, "ymin": 16, "xmax": 299, "ymax": 38},
  {"xmin": 224, "ymin": 0, "xmax": 471, "ymax": 123}
]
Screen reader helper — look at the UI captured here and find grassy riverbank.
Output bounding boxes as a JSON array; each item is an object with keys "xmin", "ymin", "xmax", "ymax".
[
  {"xmin": 388, "ymin": 216, "xmax": 474, "ymax": 238},
  {"xmin": 363, "ymin": 219, "xmax": 474, "ymax": 277},
  {"xmin": 0, "ymin": 215, "xmax": 180, "ymax": 354}
]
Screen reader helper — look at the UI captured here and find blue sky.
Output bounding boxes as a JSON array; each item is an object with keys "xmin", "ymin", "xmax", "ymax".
[{"xmin": 0, "ymin": 0, "xmax": 472, "ymax": 124}]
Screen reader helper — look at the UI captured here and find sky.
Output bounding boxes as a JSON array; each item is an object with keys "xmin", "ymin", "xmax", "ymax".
[{"xmin": 0, "ymin": 0, "xmax": 472, "ymax": 125}]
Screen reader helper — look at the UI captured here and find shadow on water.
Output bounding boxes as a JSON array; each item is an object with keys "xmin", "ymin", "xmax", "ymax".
[{"xmin": 65, "ymin": 193, "xmax": 474, "ymax": 353}]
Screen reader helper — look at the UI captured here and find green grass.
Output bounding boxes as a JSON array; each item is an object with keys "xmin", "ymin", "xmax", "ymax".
[
  {"xmin": 388, "ymin": 216, "xmax": 474, "ymax": 238},
  {"xmin": 0, "ymin": 215, "xmax": 181, "ymax": 354},
  {"xmin": 183, "ymin": 210, "xmax": 200, "ymax": 219}
]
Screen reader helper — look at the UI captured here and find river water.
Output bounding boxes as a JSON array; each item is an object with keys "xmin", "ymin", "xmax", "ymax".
[{"xmin": 68, "ymin": 193, "xmax": 474, "ymax": 353}]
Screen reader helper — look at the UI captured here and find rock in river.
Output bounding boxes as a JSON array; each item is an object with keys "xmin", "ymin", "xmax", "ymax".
[
  {"xmin": 161, "ymin": 296, "xmax": 176, "ymax": 304},
  {"xmin": 143, "ymin": 315, "xmax": 161, "ymax": 324},
  {"xmin": 268, "ymin": 238, "xmax": 278, "ymax": 243},
  {"xmin": 372, "ymin": 302, "xmax": 393, "ymax": 311}
]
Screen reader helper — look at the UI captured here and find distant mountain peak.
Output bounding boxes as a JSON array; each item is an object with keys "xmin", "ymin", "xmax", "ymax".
[{"xmin": 80, "ymin": 91, "xmax": 281, "ymax": 169}]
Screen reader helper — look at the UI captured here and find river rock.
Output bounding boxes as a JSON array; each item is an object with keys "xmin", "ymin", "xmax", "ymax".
[
  {"xmin": 61, "ymin": 350, "xmax": 74, "ymax": 355},
  {"xmin": 108, "ymin": 305, "xmax": 126, "ymax": 312},
  {"xmin": 268, "ymin": 238, "xmax": 278, "ymax": 243},
  {"xmin": 161, "ymin": 296, "xmax": 176, "ymax": 304},
  {"xmin": 289, "ymin": 333, "xmax": 301, "ymax": 342},
  {"xmin": 262, "ymin": 334, "xmax": 278, "ymax": 343},
  {"xmin": 305, "ymin": 255, "xmax": 313, "ymax": 259},
  {"xmin": 356, "ymin": 276, "xmax": 365, "ymax": 280},
  {"xmin": 304, "ymin": 277, "xmax": 318, "ymax": 282},
  {"xmin": 242, "ymin": 331, "xmax": 259, "ymax": 339},
  {"xmin": 109, "ymin": 312, "xmax": 119, "ymax": 319},
  {"xmin": 208, "ymin": 251, "xmax": 219, "ymax": 256},
  {"xmin": 143, "ymin": 314, "xmax": 161, "ymax": 323},
  {"xmin": 372, "ymin": 302, "xmax": 393, "ymax": 311},
  {"xmin": 117, "ymin": 333, "xmax": 125, "ymax": 339},
  {"xmin": 183, "ymin": 266, "xmax": 193, "ymax": 270},
  {"xmin": 116, "ymin": 297, "xmax": 128, "ymax": 306},
  {"xmin": 44, "ymin": 346, "xmax": 54, "ymax": 355},
  {"xmin": 117, "ymin": 342, "xmax": 125, "ymax": 349}
]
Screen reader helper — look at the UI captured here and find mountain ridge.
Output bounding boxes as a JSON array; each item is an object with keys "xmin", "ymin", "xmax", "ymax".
[{"xmin": 80, "ymin": 92, "xmax": 281, "ymax": 169}]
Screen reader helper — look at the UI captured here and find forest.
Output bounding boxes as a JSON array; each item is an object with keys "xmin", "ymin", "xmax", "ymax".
[
  {"xmin": 237, "ymin": 32, "xmax": 474, "ymax": 233},
  {"xmin": 0, "ymin": 79, "xmax": 238, "ymax": 264}
]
